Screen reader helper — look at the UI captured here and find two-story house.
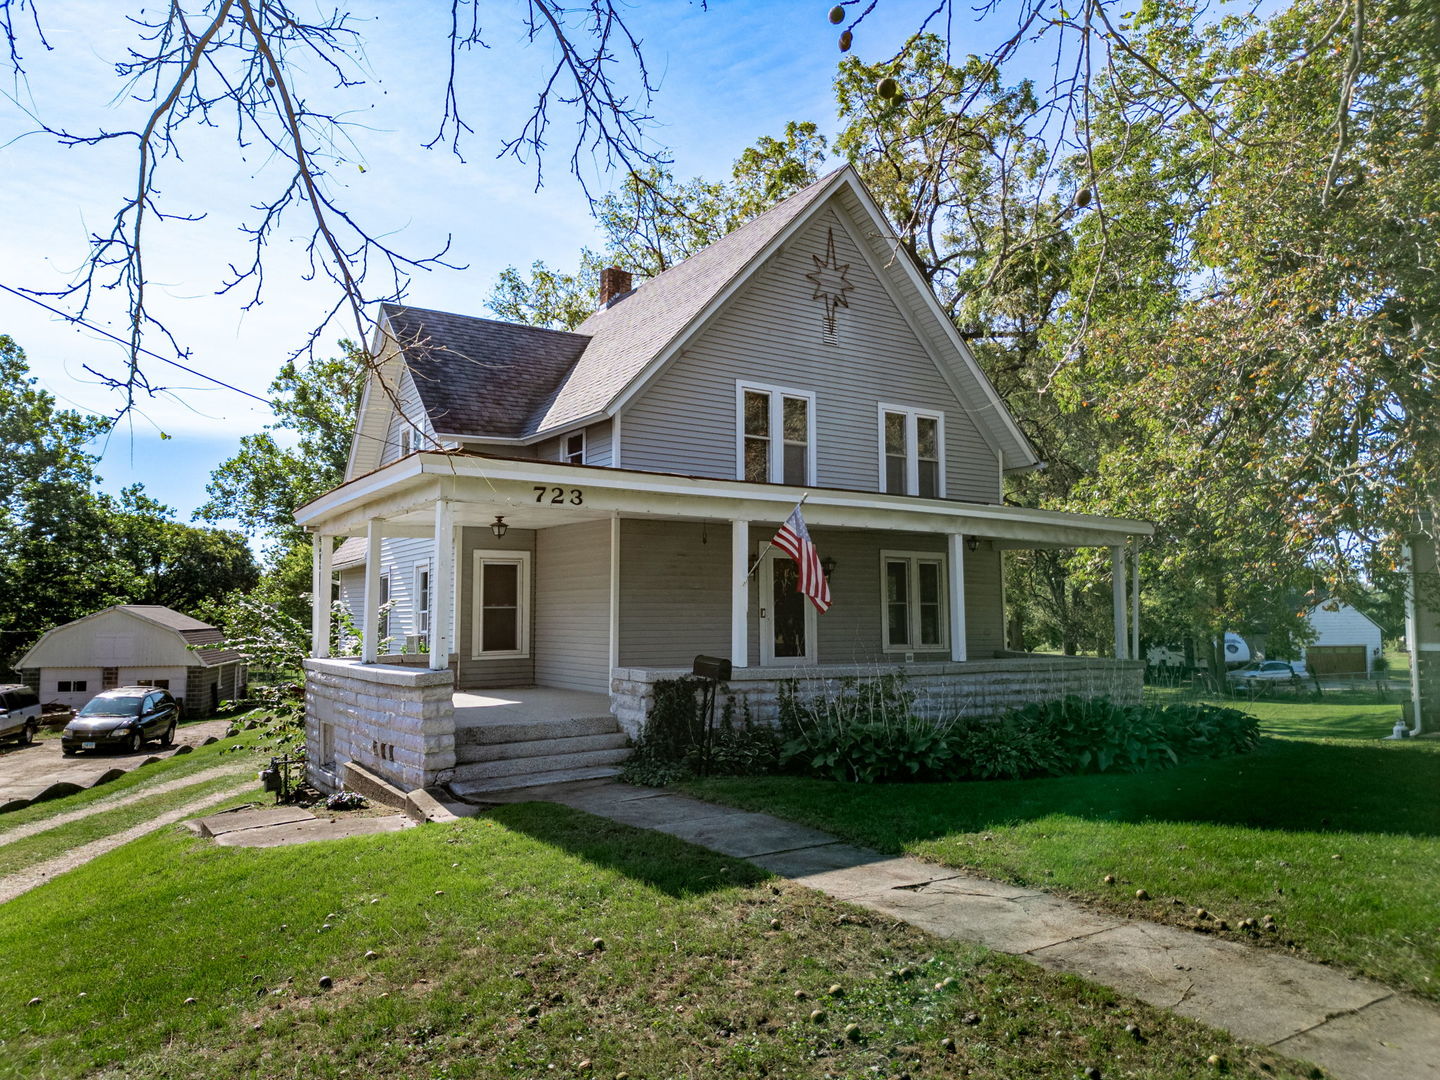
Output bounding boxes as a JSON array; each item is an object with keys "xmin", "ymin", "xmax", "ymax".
[{"xmin": 296, "ymin": 165, "xmax": 1151, "ymax": 797}]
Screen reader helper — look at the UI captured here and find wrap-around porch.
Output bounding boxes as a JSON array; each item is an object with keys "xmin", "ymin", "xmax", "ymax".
[{"xmin": 297, "ymin": 452, "xmax": 1152, "ymax": 793}]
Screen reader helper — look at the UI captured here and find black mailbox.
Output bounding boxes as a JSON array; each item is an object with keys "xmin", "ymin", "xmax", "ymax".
[{"xmin": 692, "ymin": 654, "xmax": 732, "ymax": 682}]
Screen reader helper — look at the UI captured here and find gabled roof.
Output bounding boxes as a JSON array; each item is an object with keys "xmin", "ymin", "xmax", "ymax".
[
  {"xmin": 532, "ymin": 168, "xmax": 842, "ymax": 432},
  {"xmin": 379, "ymin": 305, "xmax": 590, "ymax": 440},
  {"xmin": 368, "ymin": 165, "xmax": 1038, "ymax": 468},
  {"xmin": 16, "ymin": 605, "xmax": 243, "ymax": 669}
]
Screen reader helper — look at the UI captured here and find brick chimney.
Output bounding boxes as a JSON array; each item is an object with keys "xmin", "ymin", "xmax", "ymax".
[{"xmin": 599, "ymin": 266, "xmax": 632, "ymax": 307}]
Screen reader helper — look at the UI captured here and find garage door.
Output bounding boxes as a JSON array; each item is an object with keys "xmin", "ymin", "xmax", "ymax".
[
  {"xmin": 42, "ymin": 668, "xmax": 104, "ymax": 710},
  {"xmin": 1306, "ymin": 646, "xmax": 1367, "ymax": 675}
]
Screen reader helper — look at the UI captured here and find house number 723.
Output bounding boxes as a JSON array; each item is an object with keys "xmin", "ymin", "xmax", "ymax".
[{"xmin": 534, "ymin": 486, "xmax": 583, "ymax": 506}]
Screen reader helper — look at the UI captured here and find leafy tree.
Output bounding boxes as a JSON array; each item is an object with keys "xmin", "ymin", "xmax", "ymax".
[
  {"xmin": 0, "ymin": 336, "xmax": 259, "ymax": 664},
  {"xmin": 104, "ymin": 486, "xmax": 258, "ymax": 611},
  {"xmin": 198, "ymin": 345, "xmax": 363, "ymax": 550}
]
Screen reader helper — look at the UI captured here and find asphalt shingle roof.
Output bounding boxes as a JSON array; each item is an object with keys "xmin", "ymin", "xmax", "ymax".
[
  {"xmin": 380, "ymin": 167, "xmax": 846, "ymax": 440},
  {"xmin": 379, "ymin": 305, "xmax": 590, "ymax": 439}
]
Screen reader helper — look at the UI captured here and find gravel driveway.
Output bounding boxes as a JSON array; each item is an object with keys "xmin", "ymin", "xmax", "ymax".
[{"xmin": 0, "ymin": 718, "xmax": 234, "ymax": 809}]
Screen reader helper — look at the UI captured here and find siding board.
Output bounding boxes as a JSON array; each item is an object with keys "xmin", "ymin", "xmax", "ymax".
[
  {"xmin": 535, "ymin": 521, "xmax": 612, "ymax": 691},
  {"xmin": 620, "ymin": 208, "xmax": 999, "ymax": 501}
]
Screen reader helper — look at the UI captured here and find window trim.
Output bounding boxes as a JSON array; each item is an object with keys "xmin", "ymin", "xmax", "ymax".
[
  {"xmin": 471, "ymin": 550, "xmax": 531, "ymax": 660},
  {"xmin": 561, "ymin": 430, "xmax": 586, "ymax": 465},
  {"xmin": 877, "ymin": 404, "xmax": 947, "ymax": 498},
  {"xmin": 414, "ymin": 559, "xmax": 431, "ymax": 639},
  {"xmin": 377, "ymin": 570, "xmax": 391, "ymax": 647},
  {"xmin": 735, "ymin": 381, "xmax": 817, "ymax": 486},
  {"xmin": 879, "ymin": 549, "xmax": 950, "ymax": 654}
]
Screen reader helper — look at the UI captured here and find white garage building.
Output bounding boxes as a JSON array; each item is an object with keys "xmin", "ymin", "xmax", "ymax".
[
  {"xmin": 17, "ymin": 605, "xmax": 246, "ymax": 717},
  {"xmin": 1302, "ymin": 600, "xmax": 1385, "ymax": 676}
]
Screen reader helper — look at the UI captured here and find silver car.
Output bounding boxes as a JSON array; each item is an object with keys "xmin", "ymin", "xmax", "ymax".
[{"xmin": 0, "ymin": 685, "xmax": 41, "ymax": 745}]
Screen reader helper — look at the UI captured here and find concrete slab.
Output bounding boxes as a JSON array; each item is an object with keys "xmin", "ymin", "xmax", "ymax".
[
  {"xmin": 859, "ymin": 880, "xmax": 1120, "ymax": 953},
  {"xmin": 214, "ymin": 814, "xmax": 412, "ymax": 848},
  {"xmin": 551, "ymin": 789, "xmax": 741, "ymax": 829},
  {"xmin": 645, "ymin": 810, "xmax": 839, "ymax": 859},
  {"xmin": 1271, "ymin": 994, "xmax": 1440, "ymax": 1080},
  {"xmin": 452, "ymin": 688, "xmax": 612, "ymax": 728},
  {"xmin": 749, "ymin": 846, "xmax": 963, "ymax": 899},
  {"xmin": 1029, "ymin": 920, "xmax": 1392, "ymax": 1047},
  {"xmin": 191, "ymin": 805, "xmax": 313, "ymax": 838}
]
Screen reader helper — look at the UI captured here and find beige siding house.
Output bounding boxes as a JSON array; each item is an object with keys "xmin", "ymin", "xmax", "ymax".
[
  {"xmin": 299, "ymin": 166, "xmax": 1153, "ymax": 797},
  {"xmin": 17, "ymin": 606, "xmax": 246, "ymax": 717}
]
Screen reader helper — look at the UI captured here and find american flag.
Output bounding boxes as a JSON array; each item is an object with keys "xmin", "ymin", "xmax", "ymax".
[{"xmin": 772, "ymin": 505, "xmax": 831, "ymax": 613}]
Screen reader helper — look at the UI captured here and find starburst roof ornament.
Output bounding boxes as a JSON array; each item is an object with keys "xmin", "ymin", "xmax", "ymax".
[{"xmin": 804, "ymin": 228, "xmax": 854, "ymax": 334}]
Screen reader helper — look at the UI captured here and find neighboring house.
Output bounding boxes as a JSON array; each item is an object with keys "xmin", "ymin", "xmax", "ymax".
[
  {"xmin": 16, "ymin": 605, "xmax": 246, "ymax": 718},
  {"xmin": 1301, "ymin": 600, "xmax": 1384, "ymax": 675},
  {"xmin": 297, "ymin": 165, "xmax": 1153, "ymax": 796}
]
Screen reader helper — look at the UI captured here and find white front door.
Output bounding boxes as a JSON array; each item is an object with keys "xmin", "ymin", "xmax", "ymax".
[{"xmin": 760, "ymin": 550, "xmax": 816, "ymax": 666}]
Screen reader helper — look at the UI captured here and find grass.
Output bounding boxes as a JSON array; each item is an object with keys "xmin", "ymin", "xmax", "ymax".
[
  {"xmin": 683, "ymin": 701, "xmax": 1440, "ymax": 1000},
  {"xmin": 0, "ymin": 803, "xmax": 1315, "ymax": 1080}
]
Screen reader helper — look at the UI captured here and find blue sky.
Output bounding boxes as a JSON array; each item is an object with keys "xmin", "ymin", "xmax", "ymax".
[{"xmin": 0, "ymin": 1, "xmax": 992, "ymax": 533}]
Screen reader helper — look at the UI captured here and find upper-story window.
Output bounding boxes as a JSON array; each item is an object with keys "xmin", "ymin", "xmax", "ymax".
[
  {"xmin": 879, "ymin": 405, "xmax": 944, "ymax": 498},
  {"xmin": 562, "ymin": 432, "xmax": 585, "ymax": 465},
  {"xmin": 399, "ymin": 429, "xmax": 412, "ymax": 457},
  {"xmin": 738, "ymin": 382, "xmax": 815, "ymax": 486}
]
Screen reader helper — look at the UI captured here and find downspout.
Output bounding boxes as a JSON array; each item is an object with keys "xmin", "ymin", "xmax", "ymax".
[{"xmin": 1404, "ymin": 542, "xmax": 1424, "ymax": 737}]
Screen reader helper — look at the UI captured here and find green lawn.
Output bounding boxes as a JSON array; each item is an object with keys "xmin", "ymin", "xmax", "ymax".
[
  {"xmin": 684, "ymin": 701, "xmax": 1440, "ymax": 1000},
  {"xmin": 0, "ymin": 801, "xmax": 1314, "ymax": 1080}
]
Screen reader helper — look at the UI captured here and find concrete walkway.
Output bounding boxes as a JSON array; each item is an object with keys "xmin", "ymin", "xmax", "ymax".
[{"xmin": 476, "ymin": 779, "xmax": 1440, "ymax": 1080}]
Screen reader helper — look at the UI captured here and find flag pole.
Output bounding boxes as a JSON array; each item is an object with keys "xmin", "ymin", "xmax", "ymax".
[{"xmin": 743, "ymin": 492, "xmax": 809, "ymax": 582}]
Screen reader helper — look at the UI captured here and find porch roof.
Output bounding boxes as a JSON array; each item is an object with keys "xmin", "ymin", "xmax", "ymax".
[{"xmin": 295, "ymin": 449, "xmax": 1152, "ymax": 549}]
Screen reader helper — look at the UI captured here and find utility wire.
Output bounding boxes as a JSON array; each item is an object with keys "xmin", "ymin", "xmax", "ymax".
[{"xmin": 0, "ymin": 283, "xmax": 273, "ymax": 407}]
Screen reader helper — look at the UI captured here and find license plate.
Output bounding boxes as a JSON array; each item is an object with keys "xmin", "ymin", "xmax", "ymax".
[{"xmin": 81, "ymin": 741, "xmax": 96, "ymax": 749}]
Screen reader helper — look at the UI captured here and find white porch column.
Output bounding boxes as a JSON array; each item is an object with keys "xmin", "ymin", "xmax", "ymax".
[
  {"xmin": 731, "ymin": 519, "xmax": 750, "ymax": 668},
  {"xmin": 1110, "ymin": 545, "xmax": 1128, "ymax": 660},
  {"xmin": 948, "ymin": 533, "xmax": 968, "ymax": 662},
  {"xmin": 362, "ymin": 520, "xmax": 383, "ymax": 663},
  {"xmin": 311, "ymin": 532, "xmax": 333, "ymax": 658},
  {"xmin": 1130, "ymin": 539, "xmax": 1141, "ymax": 661},
  {"xmin": 429, "ymin": 500, "xmax": 455, "ymax": 670},
  {"xmin": 608, "ymin": 516, "xmax": 621, "ymax": 673}
]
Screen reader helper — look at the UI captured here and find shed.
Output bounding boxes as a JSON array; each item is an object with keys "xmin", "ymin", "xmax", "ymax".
[
  {"xmin": 1302, "ymin": 600, "xmax": 1384, "ymax": 675},
  {"xmin": 16, "ymin": 605, "xmax": 246, "ymax": 717}
]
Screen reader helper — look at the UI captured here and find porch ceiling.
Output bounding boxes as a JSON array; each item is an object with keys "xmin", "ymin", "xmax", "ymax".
[{"xmin": 296, "ymin": 450, "xmax": 1152, "ymax": 548}]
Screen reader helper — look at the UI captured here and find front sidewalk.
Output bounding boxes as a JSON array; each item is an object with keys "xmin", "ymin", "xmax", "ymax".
[{"xmin": 472, "ymin": 779, "xmax": 1440, "ymax": 1080}]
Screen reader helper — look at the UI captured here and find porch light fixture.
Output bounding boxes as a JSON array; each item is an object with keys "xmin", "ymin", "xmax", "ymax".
[
  {"xmin": 821, "ymin": 555, "xmax": 837, "ymax": 579},
  {"xmin": 490, "ymin": 515, "xmax": 509, "ymax": 539},
  {"xmin": 966, "ymin": 535, "xmax": 980, "ymax": 553}
]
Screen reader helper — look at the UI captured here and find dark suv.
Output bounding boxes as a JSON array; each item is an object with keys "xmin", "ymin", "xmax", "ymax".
[
  {"xmin": 0, "ymin": 685, "xmax": 41, "ymax": 745},
  {"xmin": 61, "ymin": 687, "xmax": 179, "ymax": 755}
]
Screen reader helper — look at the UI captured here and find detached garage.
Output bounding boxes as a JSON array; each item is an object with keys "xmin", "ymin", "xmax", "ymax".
[
  {"xmin": 16, "ymin": 605, "xmax": 246, "ymax": 717},
  {"xmin": 1302, "ymin": 600, "xmax": 1385, "ymax": 675}
]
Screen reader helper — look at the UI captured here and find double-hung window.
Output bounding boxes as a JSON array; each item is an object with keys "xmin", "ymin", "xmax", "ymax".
[
  {"xmin": 738, "ymin": 382, "xmax": 815, "ymax": 486},
  {"xmin": 562, "ymin": 432, "xmax": 585, "ymax": 464},
  {"xmin": 414, "ymin": 561, "xmax": 432, "ymax": 641},
  {"xmin": 879, "ymin": 406, "xmax": 944, "ymax": 498},
  {"xmin": 881, "ymin": 551, "xmax": 948, "ymax": 653},
  {"xmin": 472, "ymin": 552, "xmax": 530, "ymax": 659}
]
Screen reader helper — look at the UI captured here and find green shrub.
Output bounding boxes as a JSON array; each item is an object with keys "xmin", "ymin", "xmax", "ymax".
[
  {"xmin": 777, "ymin": 675, "xmax": 962, "ymax": 783},
  {"xmin": 1157, "ymin": 701, "xmax": 1260, "ymax": 758},
  {"xmin": 620, "ymin": 678, "xmax": 780, "ymax": 785}
]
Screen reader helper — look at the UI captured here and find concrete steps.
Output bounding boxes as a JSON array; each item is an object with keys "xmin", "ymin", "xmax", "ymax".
[
  {"xmin": 449, "ymin": 712, "xmax": 630, "ymax": 798},
  {"xmin": 450, "ymin": 764, "xmax": 628, "ymax": 798}
]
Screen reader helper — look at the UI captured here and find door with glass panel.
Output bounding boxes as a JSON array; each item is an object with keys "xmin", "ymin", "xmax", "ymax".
[
  {"xmin": 760, "ymin": 551, "xmax": 816, "ymax": 665},
  {"xmin": 472, "ymin": 553, "xmax": 530, "ymax": 658}
]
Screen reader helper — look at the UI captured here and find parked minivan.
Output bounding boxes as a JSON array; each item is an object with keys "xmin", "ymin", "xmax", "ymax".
[{"xmin": 0, "ymin": 685, "xmax": 41, "ymax": 745}]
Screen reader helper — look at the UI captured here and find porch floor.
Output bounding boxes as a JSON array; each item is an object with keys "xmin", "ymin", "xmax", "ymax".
[{"xmin": 453, "ymin": 687, "xmax": 612, "ymax": 728}]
